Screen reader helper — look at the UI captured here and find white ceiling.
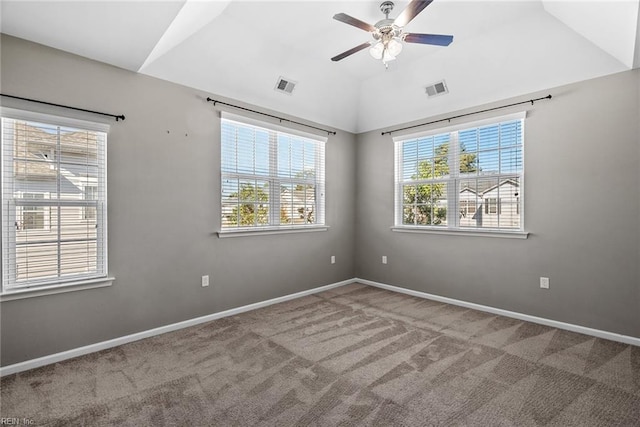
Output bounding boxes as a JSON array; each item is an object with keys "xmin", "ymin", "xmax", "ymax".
[{"xmin": 1, "ymin": 0, "xmax": 638, "ymax": 133}]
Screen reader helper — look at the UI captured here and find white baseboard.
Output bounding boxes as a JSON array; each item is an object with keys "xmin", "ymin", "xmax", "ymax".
[
  {"xmin": 0, "ymin": 278, "xmax": 356, "ymax": 377},
  {"xmin": 356, "ymin": 278, "xmax": 640, "ymax": 347},
  {"xmin": 3, "ymin": 277, "xmax": 638, "ymax": 377}
]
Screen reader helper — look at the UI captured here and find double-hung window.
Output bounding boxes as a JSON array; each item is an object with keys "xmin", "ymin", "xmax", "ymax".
[
  {"xmin": 220, "ymin": 114, "xmax": 326, "ymax": 234},
  {"xmin": 1, "ymin": 110, "xmax": 108, "ymax": 293},
  {"xmin": 394, "ymin": 112, "xmax": 525, "ymax": 235}
]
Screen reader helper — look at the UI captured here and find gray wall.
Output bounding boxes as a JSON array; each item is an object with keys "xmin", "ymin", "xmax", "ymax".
[
  {"xmin": 2, "ymin": 34, "xmax": 639, "ymax": 367},
  {"xmin": 0, "ymin": 35, "xmax": 357, "ymax": 366},
  {"xmin": 355, "ymin": 69, "xmax": 640, "ymax": 339}
]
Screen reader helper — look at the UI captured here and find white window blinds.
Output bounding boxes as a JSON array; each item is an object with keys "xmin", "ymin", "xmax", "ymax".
[
  {"xmin": 1, "ymin": 113, "xmax": 108, "ymax": 291},
  {"xmin": 221, "ymin": 116, "xmax": 326, "ymax": 231},
  {"xmin": 395, "ymin": 112, "xmax": 524, "ymax": 232}
]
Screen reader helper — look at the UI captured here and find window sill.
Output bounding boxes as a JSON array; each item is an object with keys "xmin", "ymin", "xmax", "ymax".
[
  {"xmin": 0, "ymin": 277, "xmax": 115, "ymax": 302},
  {"xmin": 218, "ymin": 226, "xmax": 329, "ymax": 238},
  {"xmin": 391, "ymin": 226, "xmax": 529, "ymax": 239}
]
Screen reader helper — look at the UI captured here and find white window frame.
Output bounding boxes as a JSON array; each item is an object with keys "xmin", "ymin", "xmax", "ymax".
[
  {"xmin": 218, "ymin": 112, "xmax": 327, "ymax": 237},
  {"xmin": 1, "ymin": 108, "xmax": 113, "ymax": 300},
  {"xmin": 392, "ymin": 111, "xmax": 528, "ymax": 239}
]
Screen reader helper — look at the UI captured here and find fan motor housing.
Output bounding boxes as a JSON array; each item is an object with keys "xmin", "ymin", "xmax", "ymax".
[{"xmin": 373, "ymin": 19, "xmax": 402, "ymax": 40}]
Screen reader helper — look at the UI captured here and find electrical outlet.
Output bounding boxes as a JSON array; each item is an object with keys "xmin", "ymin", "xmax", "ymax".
[
  {"xmin": 382, "ymin": 256, "xmax": 387, "ymax": 264},
  {"xmin": 540, "ymin": 277, "xmax": 549, "ymax": 289},
  {"xmin": 331, "ymin": 255, "xmax": 336, "ymax": 264},
  {"xmin": 202, "ymin": 275, "xmax": 209, "ymax": 287}
]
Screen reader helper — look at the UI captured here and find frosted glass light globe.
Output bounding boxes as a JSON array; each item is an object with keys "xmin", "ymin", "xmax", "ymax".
[
  {"xmin": 382, "ymin": 50, "xmax": 396, "ymax": 63},
  {"xmin": 369, "ymin": 42, "xmax": 384, "ymax": 59},
  {"xmin": 387, "ymin": 39, "xmax": 403, "ymax": 56}
]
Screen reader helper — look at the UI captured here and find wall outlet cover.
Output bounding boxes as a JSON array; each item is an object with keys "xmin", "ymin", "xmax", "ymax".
[{"xmin": 540, "ymin": 277, "xmax": 549, "ymax": 289}]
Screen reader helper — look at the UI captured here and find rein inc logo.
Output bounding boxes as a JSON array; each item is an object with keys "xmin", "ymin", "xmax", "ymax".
[{"xmin": 0, "ymin": 419, "xmax": 34, "ymax": 425}]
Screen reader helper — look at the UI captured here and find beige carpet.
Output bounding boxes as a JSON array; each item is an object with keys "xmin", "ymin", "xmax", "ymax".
[{"xmin": 1, "ymin": 283, "xmax": 639, "ymax": 426}]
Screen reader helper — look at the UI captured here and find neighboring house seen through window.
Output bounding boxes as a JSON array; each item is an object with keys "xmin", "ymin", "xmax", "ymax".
[
  {"xmin": 19, "ymin": 192, "xmax": 48, "ymax": 231},
  {"xmin": 83, "ymin": 185, "xmax": 97, "ymax": 221},
  {"xmin": 220, "ymin": 115, "xmax": 326, "ymax": 232},
  {"xmin": 1, "ymin": 112, "xmax": 108, "ymax": 292},
  {"xmin": 394, "ymin": 112, "xmax": 524, "ymax": 233}
]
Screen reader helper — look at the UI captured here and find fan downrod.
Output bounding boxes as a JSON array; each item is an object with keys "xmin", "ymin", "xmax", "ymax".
[{"xmin": 380, "ymin": 1, "xmax": 394, "ymax": 18}]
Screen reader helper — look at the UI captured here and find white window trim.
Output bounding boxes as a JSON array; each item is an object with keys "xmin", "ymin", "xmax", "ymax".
[
  {"xmin": 393, "ymin": 111, "xmax": 527, "ymax": 237},
  {"xmin": 220, "ymin": 111, "xmax": 329, "ymax": 141},
  {"xmin": 391, "ymin": 226, "xmax": 528, "ymax": 239},
  {"xmin": 219, "ymin": 112, "xmax": 327, "ymax": 234},
  {"xmin": 1, "ymin": 108, "xmax": 111, "ymax": 297},
  {"xmin": 0, "ymin": 277, "xmax": 115, "ymax": 302},
  {"xmin": 217, "ymin": 225, "xmax": 329, "ymax": 238},
  {"xmin": 0, "ymin": 107, "xmax": 111, "ymax": 133},
  {"xmin": 391, "ymin": 111, "xmax": 527, "ymax": 141}
]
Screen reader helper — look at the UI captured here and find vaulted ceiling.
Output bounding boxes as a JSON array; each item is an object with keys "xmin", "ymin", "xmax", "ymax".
[{"xmin": 1, "ymin": 1, "xmax": 639, "ymax": 133}]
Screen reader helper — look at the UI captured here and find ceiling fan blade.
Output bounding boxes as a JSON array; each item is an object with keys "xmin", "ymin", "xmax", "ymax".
[
  {"xmin": 333, "ymin": 13, "xmax": 376, "ymax": 32},
  {"xmin": 394, "ymin": 0, "xmax": 434, "ymax": 27},
  {"xmin": 403, "ymin": 33, "xmax": 453, "ymax": 46},
  {"xmin": 331, "ymin": 42, "xmax": 372, "ymax": 62}
]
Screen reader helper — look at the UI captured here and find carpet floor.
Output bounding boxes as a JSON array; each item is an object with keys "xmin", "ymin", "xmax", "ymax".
[{"xmin": 1, "ymin": 283, "xmax": 639, "ymax": 426}]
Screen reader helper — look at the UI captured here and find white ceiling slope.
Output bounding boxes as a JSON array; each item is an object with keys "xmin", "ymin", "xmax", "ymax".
[
  {"xmin": 138, "ymin": 0, "xmax": 232, "ymax": 71},
  {"xmin": 542, "ymin": 0, "xmax": 639, "ymax": 69},
  {"xmin": 1, "ymin": 0, "xmax": 639, "ymax": 133},
  {"xmin": 0, "ymin": 1, "xmax": 185, "ymax": 71}
]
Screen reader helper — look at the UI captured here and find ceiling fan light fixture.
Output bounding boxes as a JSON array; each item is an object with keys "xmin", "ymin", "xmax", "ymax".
[
  {"xmin": 369, "ymin": 42, "xmax": 384, "ymax": 59},
  {"xmin": 331, "ymin": 0, "xmax": 454, "ymax": 66},
  {"xmin": 382, "ymin": 49, "xmax": 396, "ymax": 63},
  {"xmin": 387, "ymin": 38, "xmax": 403, "ymax": 56}
]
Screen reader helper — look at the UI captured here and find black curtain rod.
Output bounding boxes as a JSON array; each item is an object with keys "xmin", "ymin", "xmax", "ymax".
[
  {"xmin": 0, "ymin": 94, "xmax": 125, "ymax": 121},
  {"xmin": 381, "ymin": 94, "xmax": 552, "ymax": 136},
  {"xmin": 207, "ymin": 98, "xmax": 336, "ymax": 136}
]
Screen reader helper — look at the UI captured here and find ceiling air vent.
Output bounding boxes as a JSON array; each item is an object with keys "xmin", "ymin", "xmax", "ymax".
[
  {"xmin": 425, "ymin": 80, "xmax": 448, "ymax": 98},
  {"xmin": 275, "ymin": 77, "xmax": 297, "ymax": 95}
]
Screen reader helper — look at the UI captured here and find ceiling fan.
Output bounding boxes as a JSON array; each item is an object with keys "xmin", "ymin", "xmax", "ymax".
[{"xmin": 331, "ymin": 0, "xmax": 453, "ymax": 68}]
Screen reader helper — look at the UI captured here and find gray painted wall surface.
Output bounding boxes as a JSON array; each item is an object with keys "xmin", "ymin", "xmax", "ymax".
[
  {"xmin": 355, "ymin": 69, "xmax": 640, "ymax": 339},
  {"xmin": 1, "ymin": 35, "xmax": 639, "ymax": 367},
  {"xmin": 0, "ymin": 36, "xmax": 357, "ymax": 366}
]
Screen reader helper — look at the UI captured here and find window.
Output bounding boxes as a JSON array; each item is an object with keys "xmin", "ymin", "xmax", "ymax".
[
  {"xmin": 19, "ymin": 193, "xmax": 49, "ymax": 230},
  {"xmin": 2, "ymin": 111, "xmax": 108, "ymax": 292},
  {"xmin": 220, "ymin": 115, "xmax": 326, "ymax": 232},
  {"xmin": 485, "ymin": 198, "xmax": 500, "ymax": 214},
  {"xmin": 459, "ymin": 200, "xmax": 476, "ymax": 218},
  {"xmin": 394, "ymin": 112, "xmax": 524, "ymax": 233}
]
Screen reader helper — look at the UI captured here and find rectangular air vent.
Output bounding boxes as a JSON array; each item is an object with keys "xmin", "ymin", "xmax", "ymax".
[
  {"xmin": 275, "ymin": 76, "xmax": 297, "ymax": 95},
  {"xmin": 425, "ymin": 80, "xmax": 448, "ymax": 98}
]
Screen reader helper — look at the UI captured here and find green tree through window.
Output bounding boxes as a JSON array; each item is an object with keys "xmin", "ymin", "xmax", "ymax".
[
  {"xmin": 402, "ymin": 143, "xmax": 478, "ymax": 225},
  {"xmin": 395, "ymin": 115, "xmax": 524, "ymax": 232},
  {"xmin": 226, "ymin": 183, "xmax": 269, "ymax": 226},
  {"xmin": 221, "ymin": 118, "xmax": 325, "ymax": 231}
]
